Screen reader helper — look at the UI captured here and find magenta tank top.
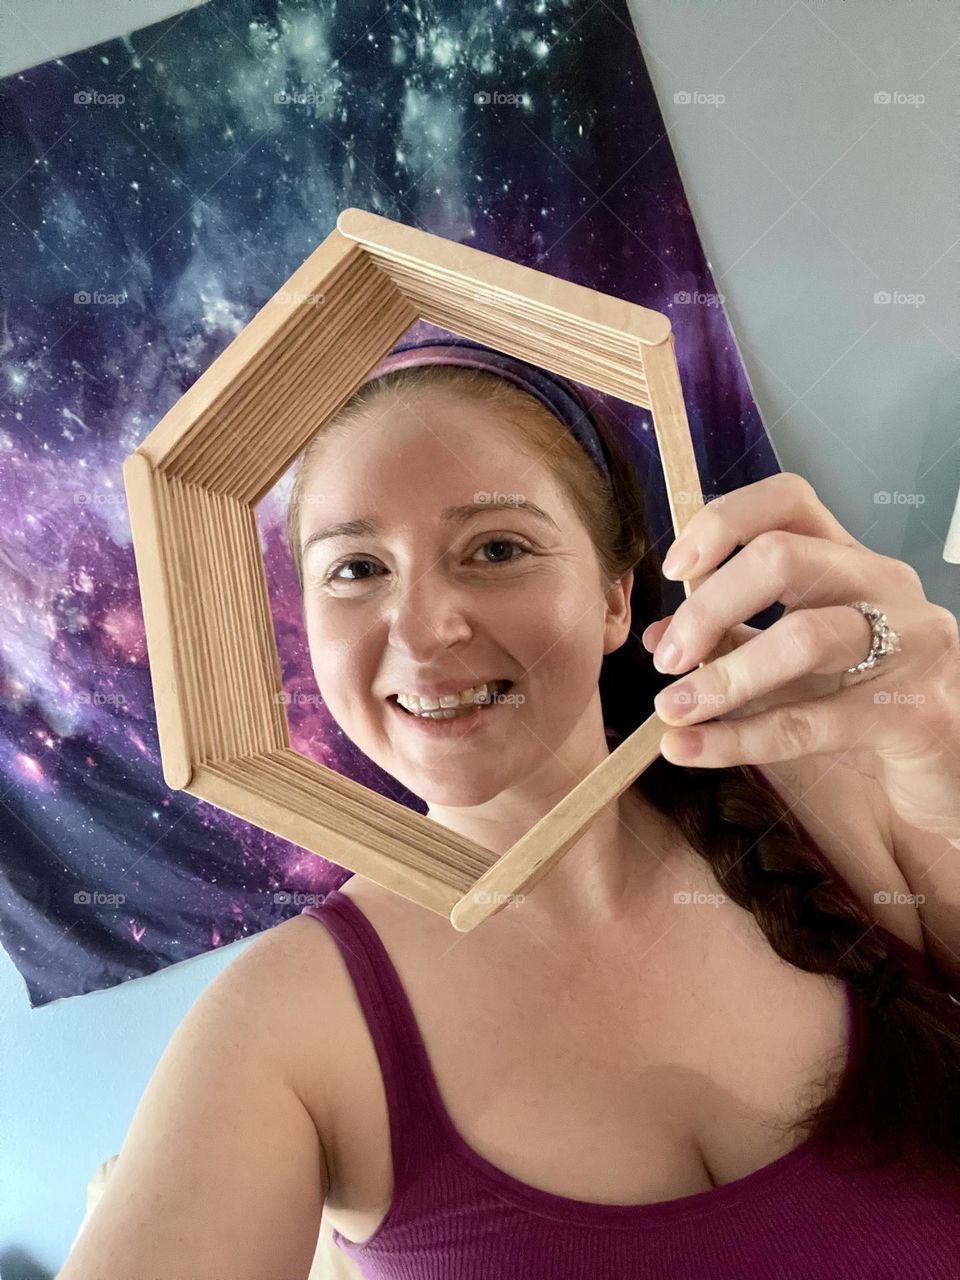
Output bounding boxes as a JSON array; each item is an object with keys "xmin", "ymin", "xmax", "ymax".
[{"xmin": 299, "ymin": 869, "xmax": 960, "ymax": 1278}]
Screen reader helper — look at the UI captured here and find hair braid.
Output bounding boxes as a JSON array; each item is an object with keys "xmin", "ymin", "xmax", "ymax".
[{"xmin": 638, "ymin": 755, "xmax": 960, "ymax": 1176}]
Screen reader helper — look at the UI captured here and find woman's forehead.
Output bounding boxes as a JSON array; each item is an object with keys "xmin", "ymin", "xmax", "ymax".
[
  {"xmin": 308, "ymin": 389, "xmax": 549, "ymax": 479},
  {"xmin": 352, "ymin": 382, "xmax": 529, "ymax": 437},
  {"xmin": 297, "ymin": 407, "xmax": 571, "ymax": 540}
]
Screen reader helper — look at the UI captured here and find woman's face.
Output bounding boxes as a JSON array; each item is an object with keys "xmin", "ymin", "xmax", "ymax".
[{"xmin": 296, "ymin": 384, "xmax": 633, "ymax": 809}]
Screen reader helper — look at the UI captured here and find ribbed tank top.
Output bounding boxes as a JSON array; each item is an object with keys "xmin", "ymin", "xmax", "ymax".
[{"xmin": 300, "ymin": 864, "xmax": 960, "ymax": 1278}]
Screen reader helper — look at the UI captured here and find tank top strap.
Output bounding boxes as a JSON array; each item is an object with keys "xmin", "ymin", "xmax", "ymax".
[{"xmin": 299, "ymin": 889, "xmax": 449, "ymax": 1189}]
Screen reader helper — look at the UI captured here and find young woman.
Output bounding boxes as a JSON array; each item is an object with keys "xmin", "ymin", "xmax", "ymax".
[{"xmin": 59, "ymin": 338, "xmax": 960, "ymax": 1280}]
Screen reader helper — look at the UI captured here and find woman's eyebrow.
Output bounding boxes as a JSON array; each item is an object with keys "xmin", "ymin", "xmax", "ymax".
[{"xmin": 301, "ymin": 499, "xmax": 560, "ymax": 557}]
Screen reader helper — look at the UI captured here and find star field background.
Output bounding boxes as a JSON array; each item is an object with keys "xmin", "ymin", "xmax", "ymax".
[{"xmin": 0, "ymin": 0, "xmax": 779, "ymax": 1006}]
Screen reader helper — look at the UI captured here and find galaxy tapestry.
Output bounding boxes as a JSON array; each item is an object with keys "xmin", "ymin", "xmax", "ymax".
[{"xmin": 0, "ymin": 0, "xmax": 780, "ymax": 1006}]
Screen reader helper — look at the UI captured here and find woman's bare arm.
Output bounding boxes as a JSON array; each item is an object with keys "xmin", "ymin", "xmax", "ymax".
[{"xmin": 56, "ymin": 923, "xmax": 334, "ymax": 1280}]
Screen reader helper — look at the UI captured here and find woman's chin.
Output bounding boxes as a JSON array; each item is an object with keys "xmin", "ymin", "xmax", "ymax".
[
  {"xmin": 409, "ymin": 773, "xmax": 509, "ymax": 811},
  {"xmin": 356, "ymin": 741, "xmax": 513, "ymax": 810}
]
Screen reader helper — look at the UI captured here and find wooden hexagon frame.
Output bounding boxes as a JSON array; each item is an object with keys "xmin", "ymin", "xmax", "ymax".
[{"xmin": 123, "ymin": 207, "xmax": 728, "ymax": 933}]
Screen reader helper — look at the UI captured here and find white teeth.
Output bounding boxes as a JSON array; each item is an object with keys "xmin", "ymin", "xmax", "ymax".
[{"xmin": 397, "ymin": 681, "xmax": 507, "ymax": 714}]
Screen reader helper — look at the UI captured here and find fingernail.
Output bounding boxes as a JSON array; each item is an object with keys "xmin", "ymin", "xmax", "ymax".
[
  {"xmin": 654, "ymin": 639, "xmax": 681, "ymax": 671},
  {"xmin": 662, "ymin": 543, "xmax": 698, "ymax": 579}
]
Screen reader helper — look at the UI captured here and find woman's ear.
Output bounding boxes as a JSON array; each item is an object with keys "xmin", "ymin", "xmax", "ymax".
[{"xmin": 602, "ymin": 568, "xmax": 634, "ymax": 655}]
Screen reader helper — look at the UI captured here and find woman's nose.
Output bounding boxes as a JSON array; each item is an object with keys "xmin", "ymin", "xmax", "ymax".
[{"xmin": 387, "ymin": 576, "xmax": 474, "ymax": 653}]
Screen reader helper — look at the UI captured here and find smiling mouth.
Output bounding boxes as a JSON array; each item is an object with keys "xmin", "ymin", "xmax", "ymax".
[{"xmin": 388, "ymin": 680, "xmax": 514, "ymax": 718}]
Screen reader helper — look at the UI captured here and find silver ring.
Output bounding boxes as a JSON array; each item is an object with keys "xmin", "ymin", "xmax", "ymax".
[{"xmin": 844, "ymin": 600, "xmax": 902, "ymax": 674}]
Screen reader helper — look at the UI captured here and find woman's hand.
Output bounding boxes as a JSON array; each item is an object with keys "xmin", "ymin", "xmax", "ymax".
[{"xmin": 644, "ymin": 473, "xmax": 960, "ymax": 841}]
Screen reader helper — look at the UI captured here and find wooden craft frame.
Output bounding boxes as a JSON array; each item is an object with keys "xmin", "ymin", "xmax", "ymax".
[{"xmin": 123, "ymin": 207, "xmax": 728, "ymax": 932}]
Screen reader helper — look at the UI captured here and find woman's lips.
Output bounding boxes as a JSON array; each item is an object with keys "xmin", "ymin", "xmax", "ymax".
[
  {"xmin": 390, "ymin": 679, "xmax": 512, "ymax": 703},
  {"xmin": 387, "ymin": 681, "xmax": 517, "ymax": 737}
]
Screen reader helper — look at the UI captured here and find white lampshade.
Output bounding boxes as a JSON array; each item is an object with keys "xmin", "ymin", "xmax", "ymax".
[{"xmin": 945, "ymin": 481, "xmax": 960, "ymax": 564}]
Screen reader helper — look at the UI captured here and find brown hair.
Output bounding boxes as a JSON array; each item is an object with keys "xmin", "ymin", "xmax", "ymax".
[{"xmin": 286, "ymin": 362, "xmax": 960, "ymax": 1180}]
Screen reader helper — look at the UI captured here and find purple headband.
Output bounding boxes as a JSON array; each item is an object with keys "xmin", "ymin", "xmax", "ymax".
[{"xmin": 359, "ymin": 337, "xmax": 612, "ymax": 485}]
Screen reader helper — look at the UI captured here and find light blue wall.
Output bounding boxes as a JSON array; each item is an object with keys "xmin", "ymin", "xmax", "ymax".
[
  {"xmin": 0, "ymin": 0, "xmax": 206, "ymax": 79},
  {"xmin": 629, "ymin": 0, "xmax": 959, "ymax": 606},
  {"xmin": 2, "ymin": 2, "xmax": 958, "ymax": 1276},
  {"xmin": 0, "ymin": 934, "xmax": 245, "ymax": 1278}
]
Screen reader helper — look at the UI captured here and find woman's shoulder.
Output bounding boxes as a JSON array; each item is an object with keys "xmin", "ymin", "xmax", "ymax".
[
  {"xmin": 236, "ymin": 898, "xmax": 383, "ymax": 1161},
  {"xmin": 330, "ymin": 874, "xmax": 470, "ymax": 962}
]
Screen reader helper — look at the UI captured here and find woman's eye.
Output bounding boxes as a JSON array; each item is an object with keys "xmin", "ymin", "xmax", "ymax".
[
  {"xmin": 325, "ymin": 537, "xmax": 532, "ymax": 585},
  {"xmin": 472, "ymin": 537, "xmax": 533, "ymax": 567},
  {"xmin": 326, "ymin": 557, "xmax": 383, "ymax": 584}
]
